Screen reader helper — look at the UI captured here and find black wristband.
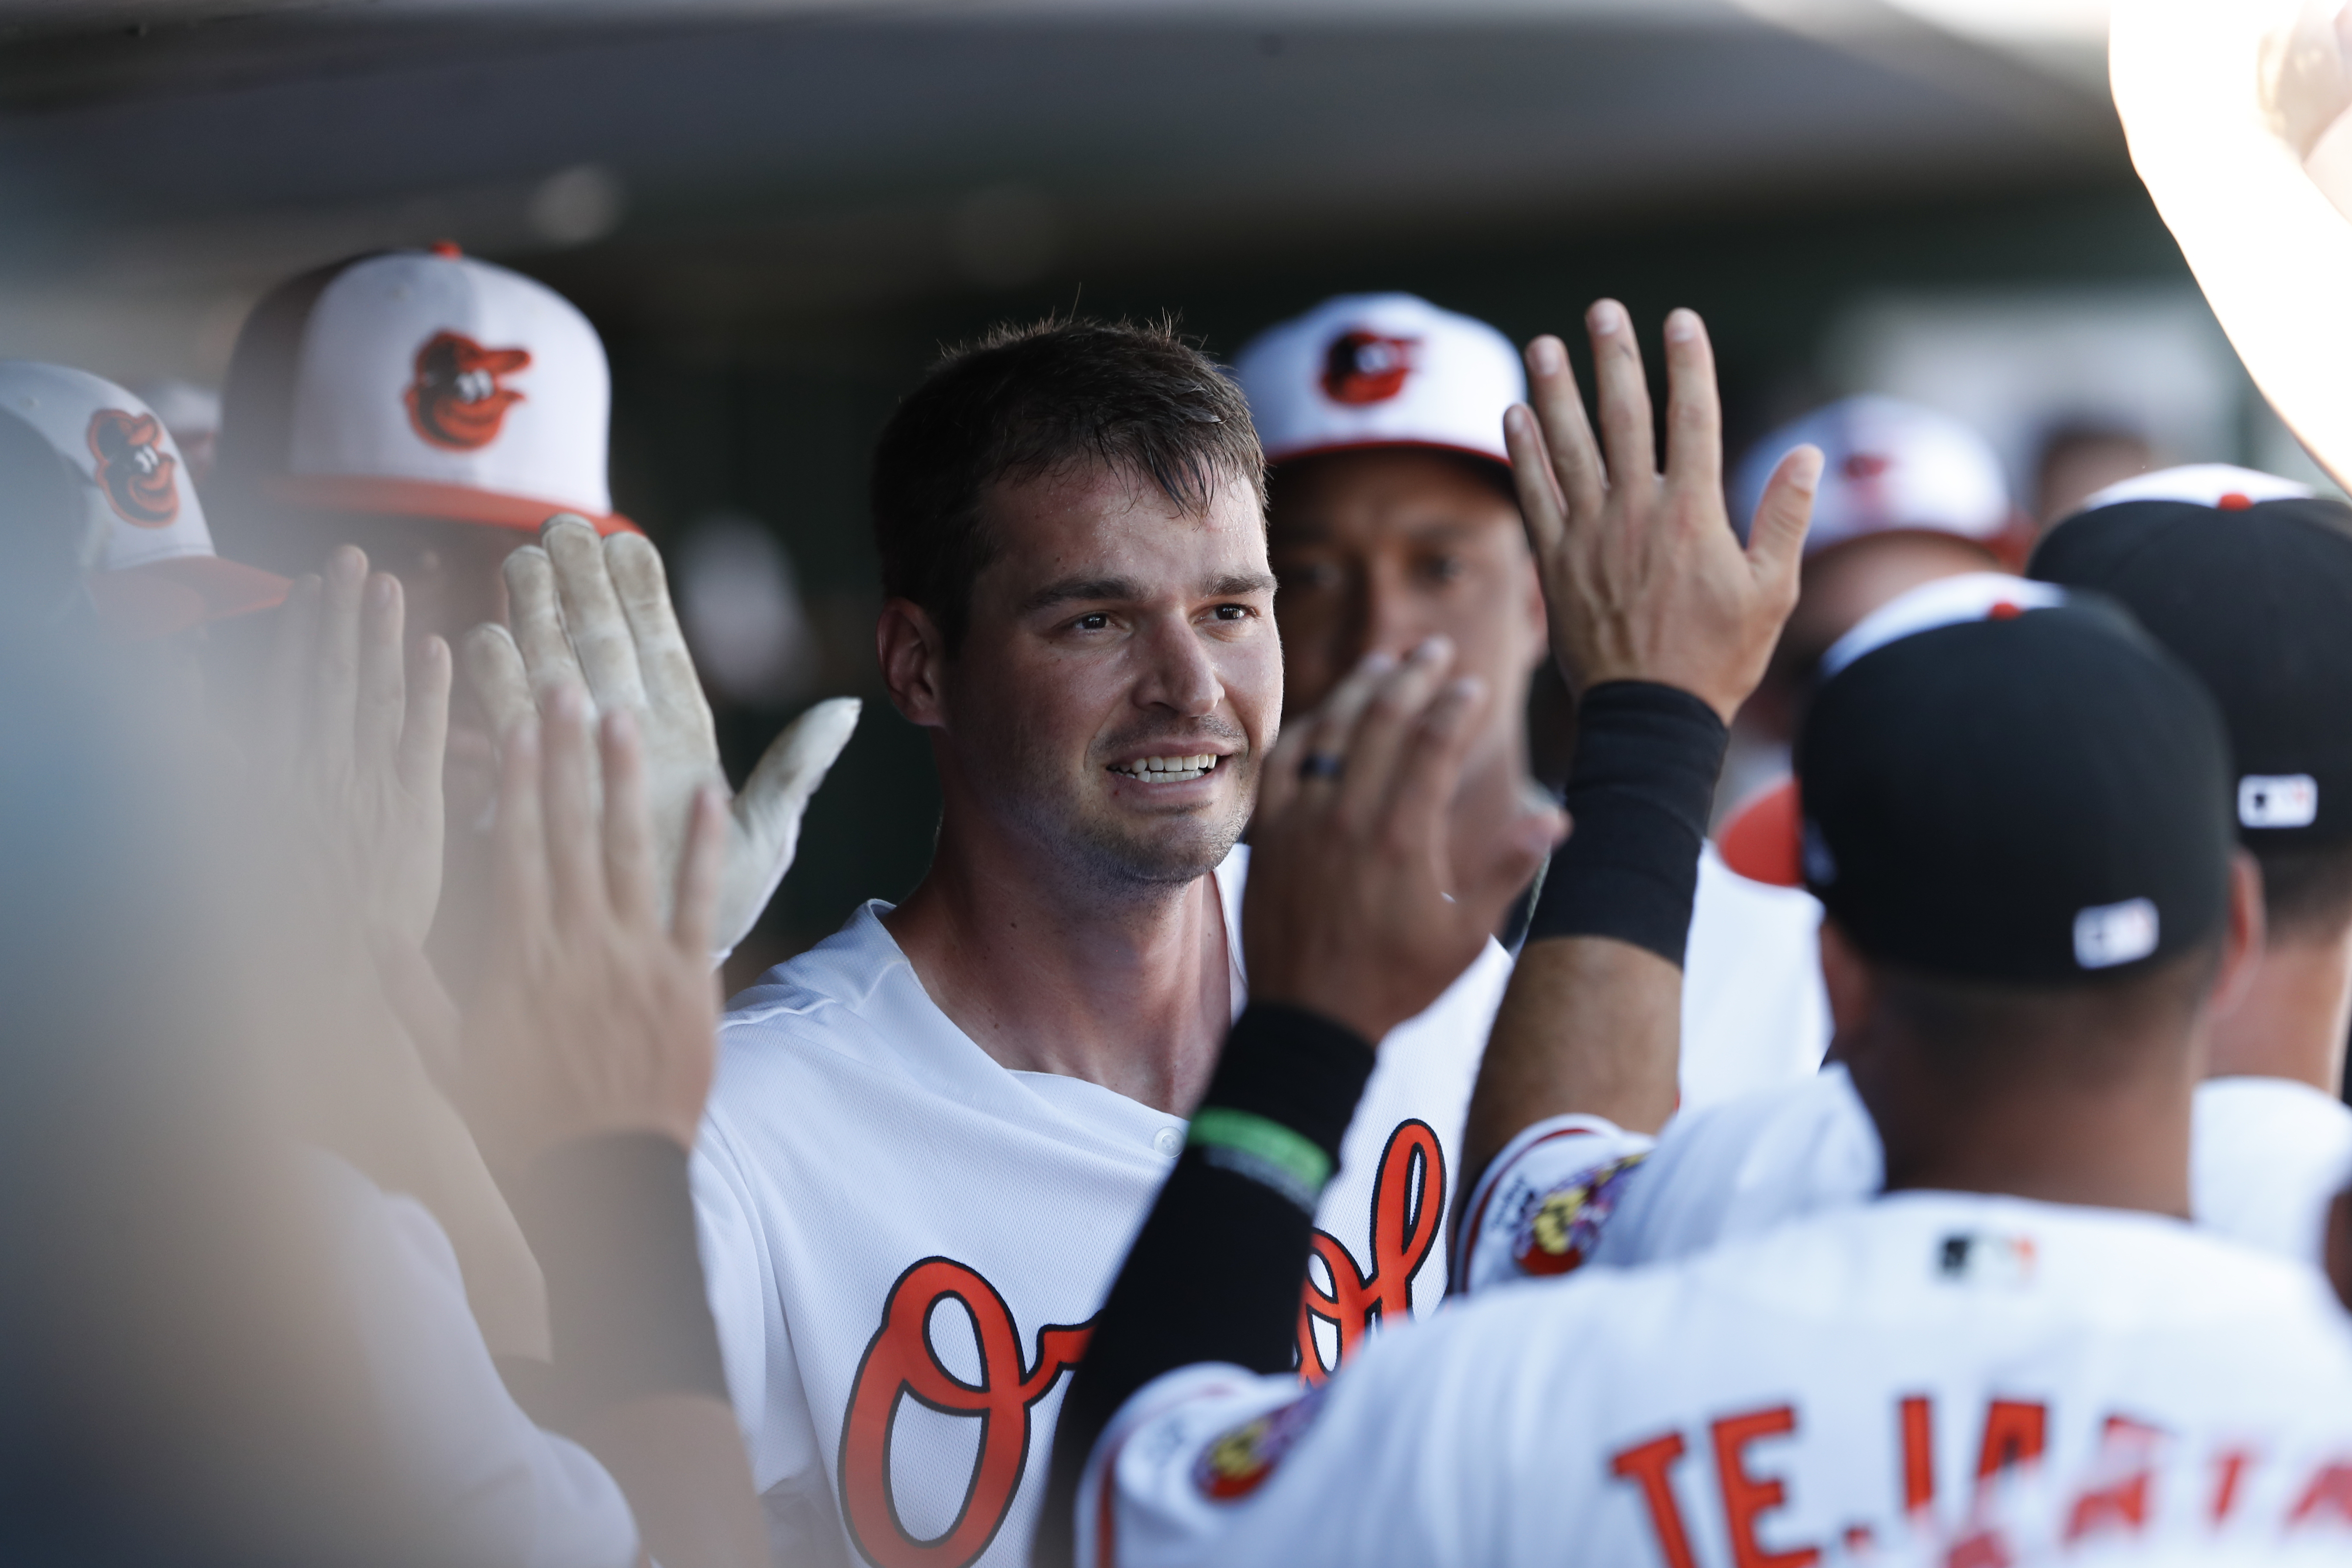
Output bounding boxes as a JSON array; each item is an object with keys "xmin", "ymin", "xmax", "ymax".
[
  {"xmin": 516, "ymin": 1133, "xmax": 730, "ymax": 1425},
  {"xmin": 1524, "ymin": 681, "xmax": 1728, "ymax": 965},
  {"xmin": 1037, "ymin": 1004, "xmax": 1374, "ymax": 1568}
]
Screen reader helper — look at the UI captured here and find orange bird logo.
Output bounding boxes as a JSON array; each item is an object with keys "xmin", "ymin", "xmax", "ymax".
[
  {"xmin": 404, "ymin": 331, "xmax": 531, "ymax": 450},
  {"xmin": 86, "ymin": 409, "xmax": 180, "ymax": 528}
]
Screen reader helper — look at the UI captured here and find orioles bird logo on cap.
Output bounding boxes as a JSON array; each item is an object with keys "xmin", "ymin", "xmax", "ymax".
[
  {"xmin": 86, "ymin": 409, "xmax": 180, "ymax": 528},
  {"xmin": 1321, "ymin": 331, "xmax": 1418, "ymax": 406},
  {"xmin": 404, "ymin": 331, "xmax": 531, "ymax": 451}
]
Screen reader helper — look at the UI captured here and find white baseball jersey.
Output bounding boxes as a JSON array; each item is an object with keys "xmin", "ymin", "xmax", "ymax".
[
  {"xmin": 694, "ymin": 845, "xmax": 1824, "ymax": 1568},
  {"xmin": 1082, "ymin": 1194, "xmax": 2352, "ymax": 1568},
  {"xmin": 1458, "ymin": 1066, "xmax": 2352, "ymax": 1296},
  {"xmin": 311, "ymin": 1151, "xmax": 638, "ymax": 1568}
]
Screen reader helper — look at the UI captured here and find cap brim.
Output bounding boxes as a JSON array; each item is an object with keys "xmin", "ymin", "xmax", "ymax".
[
  {"xmin": 87, "ymin": 554, "xmax": 292, "ymax": 642},
  {"xmin": 264, "ymin": 473, "xmax": 639, "ymax": 536},
  {"xmin": 2112, "ymin": 0, "xmax": 2352, "ymax": 490},
  {"xmin": 1265, "ymin": 437, "xmax": 1514, "ymax": 472}
]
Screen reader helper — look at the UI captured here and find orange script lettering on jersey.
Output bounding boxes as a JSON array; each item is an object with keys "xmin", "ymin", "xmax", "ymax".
[{"xmin": 1297, "ymin": 1120, "xmax": 1444, "ymax": 1383}]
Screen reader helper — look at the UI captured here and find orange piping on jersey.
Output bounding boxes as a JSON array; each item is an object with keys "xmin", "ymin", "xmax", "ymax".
[
  {"xmin": 2289, "ymin": 1462, "xmax": 2352, "ymax": 1525},
  {"xmin": 1975, "ymin": 1399, "xmax": 2048, "ymax": 1484},
  {"xmin": 1297, "ymin": 1120, "xmax": 1443, "ymax": 1382},
  {"xmin": 1610, "ymin": 1432, "xmax": 1699, "ymax": 1568},
  {"xmin": 2209, "ymin": 1448, "xmax": 2256, "ymax": 1523},
  {"xmin": 1711, "ymin": 1406, "xmax": 1821, "ymax": 1568},
  {"xmin": 1898, "ymin": 1396, "xmax": 1935, "ymax": 1513}
]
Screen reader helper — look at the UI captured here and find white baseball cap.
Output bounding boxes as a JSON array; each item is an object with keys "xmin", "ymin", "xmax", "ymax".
[
  {"xmin": 2074, "ymin": 462, "xmax": 2316, "ymax": 515},
  {"xmin": 0, "ymin": 361, "xmax": 290, "ymax": 640},
  {"xmin": 218, "ymin": 245, "xmax": 633, "ymax": 534},
  {"xmin": 1730, "ymin": 395, "xmax": 2013, "ymax": 559},
  {"xmin": 1233, "ymin": 293, "xmax": 1525, "ymax": 469}
]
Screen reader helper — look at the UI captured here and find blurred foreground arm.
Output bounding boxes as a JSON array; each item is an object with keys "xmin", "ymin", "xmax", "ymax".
[
  {"xmin": 396, "ymin": 684, "xmax": 766, "ymax": 1568},
  {"xmin": 1036, "ymin": 643, "xmax": 1561, "ymax": 1568},
  {"xmin": 464, "ymin": 514, "xmax": 858, "ymax": 960},
  {"xmin": 1458, "ymin": 304, "xmax": 1817, "ymax": 1199}
]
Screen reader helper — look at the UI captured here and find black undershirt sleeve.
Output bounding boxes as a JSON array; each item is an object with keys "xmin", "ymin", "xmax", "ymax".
[{"xmin": 1034, "ymin": 1003, "xmax": 1374, "ymax": 1568}]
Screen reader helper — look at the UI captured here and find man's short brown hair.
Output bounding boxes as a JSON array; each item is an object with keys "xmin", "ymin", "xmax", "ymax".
[{"xmin": 871, "ymin": 316, "xmax": 1266, "ymax": 651}]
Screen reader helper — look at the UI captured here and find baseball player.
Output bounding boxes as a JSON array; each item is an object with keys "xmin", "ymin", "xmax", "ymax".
[
  {"xmin": 1714, "ymin": 393, "xmax": 2024, "ymax": 862},
  {"xmin": 1239, "ymin": 294, "xmax": 1827, "ymax": 1128},
  {"xmin": 1047, "ymin": 304, "xmax": 2352, "ymax": 1568},
  {"xmin": 1455, "ymin": 463, "xmax": 2352, "ymax": 1293},
  {"xmin": 482, "ymin": 318, "xmax": 1558, "ymax": 1568}
]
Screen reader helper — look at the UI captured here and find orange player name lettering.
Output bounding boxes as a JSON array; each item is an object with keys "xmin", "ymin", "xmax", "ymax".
[
  {"xmin": 840, "ymin": 1258, "xmax": 1092, "ymax": 1568},
  {"xmin": 1297, "ymin": 1120, "xmax": 1443, "ymax": 1382},
  {"xmin": 1713, "ymin": 1406, "xmax": 1821, "ymax": 1568},
  {"xmin": 1611, "ymin": 1431, "xmax": 1700, "ymax": 1568},
  {"xmin": 1976, "ymin": 1399, "xmax": 2048, "ymax": 1482},
  {"xmin": 1899, "ymin": 1396, "xmax": 1935, "ymax": 1514}
]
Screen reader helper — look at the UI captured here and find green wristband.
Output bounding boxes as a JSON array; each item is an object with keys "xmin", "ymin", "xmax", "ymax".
[{"xmin": 1187, "ymin": 1106, "xmax": 1334, "ymax": 1214}]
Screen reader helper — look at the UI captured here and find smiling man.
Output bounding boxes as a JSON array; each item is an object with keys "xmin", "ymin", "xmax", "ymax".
[{"xmin": 690, "ymin": 319, "xmax": 1553, "ymax": 1568}]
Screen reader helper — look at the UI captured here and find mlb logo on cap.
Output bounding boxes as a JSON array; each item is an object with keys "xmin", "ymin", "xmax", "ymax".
[
  {"xmin": 1234, "ymin": 293, "xmax": 1525, "ymax": 468},
  {"xmin": 219, "ymin": 246, "xmax": 633, "ymax": 534},
  {"xmin": 0, "ymin": 361, "xmax": 289, "ymax": 640}
]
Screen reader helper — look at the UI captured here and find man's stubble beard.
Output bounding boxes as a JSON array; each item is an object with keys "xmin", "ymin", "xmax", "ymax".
[{"xmin": 985, "ymin": 711, "xmax": 1258, "ymax": 902}]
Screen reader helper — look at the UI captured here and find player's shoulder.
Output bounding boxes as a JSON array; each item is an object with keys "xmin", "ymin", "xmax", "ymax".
[
  {"xmin": 709, "ymin": 901, "xmax": 945, "ymax": 1105},
  {"xmin": 2194, "ymin": 1073, "xmax": 2352, "ymax": 1152}
]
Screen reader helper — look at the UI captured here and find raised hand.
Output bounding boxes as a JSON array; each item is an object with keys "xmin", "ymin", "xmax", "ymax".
[
  {"xmin": 255, "ymin": 545, "xmax": 449, "ymax": 947},
  {"xmin": 1244, "ymin": 638, "xmax": 1566, "ymax": 1045},
  {"xmin": 463, "ymin": 515, "xmax": 858, "ymax": 958},
  {"xmin": 405, "ymin": 685, "xmax": 731, "ymax": 1169},
  {"xmin": 1503, "ymin": 302, "xmax": 1819, "ymax": 724}
]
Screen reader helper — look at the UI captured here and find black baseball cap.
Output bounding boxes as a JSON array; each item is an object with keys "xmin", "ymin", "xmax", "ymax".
[
  {"xmin": 2030, "ymin": 486, "xmax": 2352, "ymax": 847},
  {"xmin": 1797, "ymin": 600, "xmax": 2234, "ymax": 983}
]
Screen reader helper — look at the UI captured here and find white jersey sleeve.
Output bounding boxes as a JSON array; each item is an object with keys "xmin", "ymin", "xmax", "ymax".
[
  {"xmin": 313, "ymin": 1150, "xmax": 639, "ymax": 1568},
  {"xmin": 2192, "ymin": 1076, "xmax": 2352, "ymax": 1268},
  {"xmin": 1451, "ymin": 1066, "xmax": 1881, "ymax": 1294}
]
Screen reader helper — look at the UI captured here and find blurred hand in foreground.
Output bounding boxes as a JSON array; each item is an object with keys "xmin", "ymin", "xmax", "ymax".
[
  {"xmin": 464, "ymin": 515, "xmax": 858, "ymax": 958},
  {"xmin": 1243, "ymin": 637, "xmax": 1566, "ymax": 1045},
  {"xmin": 396, "ymin": 683, "xmax": 729, "ymax": 1170},
  {"xmin": 1505, "ymin": 302, "xmax": 1818, "ymax": 724}
]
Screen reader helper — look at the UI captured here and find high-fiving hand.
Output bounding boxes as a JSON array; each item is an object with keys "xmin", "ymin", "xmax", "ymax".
[
  {"xmin": 1243, "ymin": 638, "xmax": 1566, "ymax": 1046},
  {"xmin": 465, "ymin": 515, "xmax": 859, "ymax": 957},
  {"xmin": 1504, "ymin": 302, "xmax": 1819, "ymax": 725}
]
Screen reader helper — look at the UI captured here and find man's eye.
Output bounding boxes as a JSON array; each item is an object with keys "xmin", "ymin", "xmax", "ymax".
[
  {"xmin": 1276, "ymin": 563, "xmax": 1340, "ymax": 592},
  {"xmin": 1075, "ymin": 612, "xmax": 1111, "ymax": 632},
  {"xmin": 1421, "ymin": 556, "xmax": 1465, "ymax": 585},
  {"xmin": 1212, "ymin": 604, "xmax": 1251, "ymax": 621}
]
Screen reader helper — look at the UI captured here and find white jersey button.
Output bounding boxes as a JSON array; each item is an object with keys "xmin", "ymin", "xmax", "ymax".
[{"xmin": 1154, "ymin": 1126, "xmax": 1183, "ymax": 1158}]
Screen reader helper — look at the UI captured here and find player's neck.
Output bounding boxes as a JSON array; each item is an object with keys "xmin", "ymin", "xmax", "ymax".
[
  {"xmin": 1856, "ymin": 1048, "xmax": 2197, "ymax": 1219},
  {"xmin": 2205, "ymin": 922, "xmax": 2352, "ymax": 1094},
  {"xmin": 882, "ymin": 817, "xmax": 1231, "ymax": 1116}
]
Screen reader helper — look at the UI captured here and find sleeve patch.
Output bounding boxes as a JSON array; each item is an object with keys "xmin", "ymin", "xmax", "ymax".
[
  {"xmin": 1509, "ymin": 1153, "xmax": 1648, "ymax": 1276},
  {"xmin": 1194, "ymin": 1384, "xmax": 1330, "ymax": 1502}
]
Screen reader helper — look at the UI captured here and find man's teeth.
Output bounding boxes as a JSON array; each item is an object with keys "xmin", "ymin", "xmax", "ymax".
[{"xmin": 1112, "ymin": 754, "xmax": 1222, "ymax": 782}]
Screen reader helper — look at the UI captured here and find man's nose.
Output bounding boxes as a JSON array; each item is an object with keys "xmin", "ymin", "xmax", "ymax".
[
  {"xmin": 1357, "ymin": 572, "xmax": 1433, "ymax": 664},
  {"xmin": 1133, "ymin": 615, "xmax": 1224, "ymax": 717}
]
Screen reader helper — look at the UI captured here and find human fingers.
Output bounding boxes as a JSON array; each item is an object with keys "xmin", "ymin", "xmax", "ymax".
[
  {"xmin": 1523, "ymin": 334, "xmax": 1605, "ymax": 522},
  {"xmin": 463, "ymin": 623, "xmax": 537, "ymax": 745},
  {"xmin": 355, "ymin": 572, "xmax": 407, "ymax": 781},
  {"xmin": 502, "ymin": 545, "xmax": 588, "ymax": 702},
  {"xmin": 1746, "ymin": 443, "xmax": 1821, "ymax": 601},
  {"xmin": 600, "ymin": 708, "xmax": 658, "ymax": 925},
  {"xmin": 1659, "ymin": 308, "xmax": 1723, "ymax": 506},
  {"xmin": 400, "ymin": 636, "xmax": 453, "ymax": 801},
  {"xmin": 255, "ymin": 574, "xmax": 322, "ymax": 779},
  {"xmin": 1586, "ymin": 300, "xmax": 1658, "ymax": 506},
  {"xmin": 490, "ymin": 717, "xmax": 550, "ymax": 941},
  {"xmin": 672, "ymin": 784, "xmax": 730, "ymax": 957},
  {"xmin": 606, "ymin": 532, "xmax": 705, "ymax": 716},
  {"xmin": 1281, "ymin": 650, "xmax": 1400, "ymax": 800},
  {"xmin": 539, "ymin": 682, "xmax": 606, "ymax": 918},
  {"xmin": 375, "ymin": 934, "xmax": 464, "ymax": 1101},
  {"xmin": 310, "ymin": 544, "xmax": 368, "ymax": 777},
  {"xmin": 1377, "ymin": 673, "xmax": 1489, "ymax": 856},
  {"xmin": 543, "ymin": 515, "xmax": 647, "ymax": 712},
  {"xmin": 1334, "ymin": 638, "xmax": 1456, "ymax": 824}
]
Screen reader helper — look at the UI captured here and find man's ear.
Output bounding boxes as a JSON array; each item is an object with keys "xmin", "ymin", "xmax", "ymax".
[
  {"xmin": 1818, "ymin": 916, "xmax": 1878, "ymax": 1063},
  {"xmin": 877, "ymin": 598, "xmax": 949, "ymax": 729},
  {"xmin": 2213, "ymin": 849, "xmax": 2269, "ymax": 1020}
]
